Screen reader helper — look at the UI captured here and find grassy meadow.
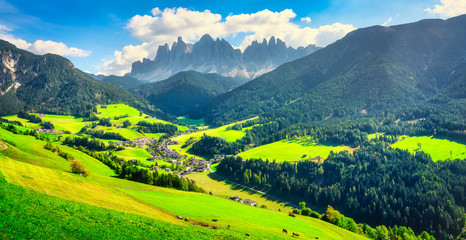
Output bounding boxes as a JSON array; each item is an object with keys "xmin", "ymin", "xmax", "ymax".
[
  {"xmin": 0, "ymin": 125, "xmax": 366, "ymax": 240},
  {"xmin": 391, "ymin": 136, "xmax": 466, "ymax": 161},
  {"xmin": 177, "ymin": 116, "xmax": 205, "ymax": 126},
  {"xmin": 171, "ymin": 117, "xmax": 258, "ymax": 159},
  {"xmin": 238, "ymin": 138, "xmax": 350, "ymax": 162},
  {"xmin": 186, "ymin": 171, "xmax": 294, "ymax": 212}
]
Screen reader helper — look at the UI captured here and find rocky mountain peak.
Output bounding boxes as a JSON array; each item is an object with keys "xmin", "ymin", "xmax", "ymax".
[{"xmin": 129, "ymin": 35, "xmax": 321, "ymax": 82}]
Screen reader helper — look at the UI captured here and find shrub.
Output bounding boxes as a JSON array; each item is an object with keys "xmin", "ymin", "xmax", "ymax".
[{"xmin": 70, "ymin": 160, "xmax": 88, "ymax": 177}]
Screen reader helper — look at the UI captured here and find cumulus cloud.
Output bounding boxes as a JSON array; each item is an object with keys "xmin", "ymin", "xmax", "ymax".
[
  {"xmin": 100, "ymin": 7, "xmax": 356, "ymax": 75},
  {"xmin": 301, "ymin": 17, "xmax": 312, "ymax": 23},
  {"xmin": 382, "ymin": 17, "xmax": 392, "ymax": 26},
  {"xmin": 425, "ymin": 0, "xmax": 466, "ymax": 18},
  {"xmin": 100, "ymin": 42, "xmax": 158, "ymax": 76},
  {"xmin": 0, "ymin": 26, "xmax": 90, "ymax": 57}
]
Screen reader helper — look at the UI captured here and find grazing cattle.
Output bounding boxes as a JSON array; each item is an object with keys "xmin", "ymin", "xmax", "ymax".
[
  {"xmin": 176, "ymin": 215, "xmax": 183, "ymax": 219},
  {"xmin": 246, "ymin": 233, "xmax": 250, "ymax": 237},
  {"xmin": 293, "ymin": 232, "xmax": 300, "ymax": 237},
  {"xmin": 315, "ymin": 237, "xmax": 319, "ymax": 239},
  {"xmin": 228, "ymin": 225, "xmax": 231, "ymax": 228},
  {"xmin": 212, "ymin": 225, "xmax": 220, "ymax": 229},
  {"xmin": 212, "ymin": 219, "xmax": 218, "ymax": 222},
  {"xmin": 289, "ymin": 212, "xmax": 296, "ymax": 217},
  {"xmin": 282, "ymin": 229, "xmax": 288, "ymax": 234},
  {"xmin": 202, "ymin": 223, "xmax": 209, "ymax": 227},
  {"xmin": 184, "ymin": 218, "xmax": 189, "ymax": 222}
]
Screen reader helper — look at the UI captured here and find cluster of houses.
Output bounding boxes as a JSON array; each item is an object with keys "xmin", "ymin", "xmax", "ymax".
[
  {"xmin": 35, "ymin": 129, "xmax": 64, "ymax": 134},
  {"xmin": 155, "ymin": 140, "xmax": 186, "ymax": 159},
  {"xmin": 229, "ymin": 196, "xmax": 257, "ymax": 207}
]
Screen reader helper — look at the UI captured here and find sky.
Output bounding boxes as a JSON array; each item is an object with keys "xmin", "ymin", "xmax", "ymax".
[{"xmin": 0, "ymin": 0, "xmax": 465, "ymax": 76}]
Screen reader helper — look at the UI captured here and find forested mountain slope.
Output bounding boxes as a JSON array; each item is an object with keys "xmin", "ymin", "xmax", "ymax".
[
  {"xmin": 193, "ymin": 15, "xmax": 466, "ymax": 126},
  {"xmin": 0, "ymin": 40, "xmax": 138, "ymax": 117}
]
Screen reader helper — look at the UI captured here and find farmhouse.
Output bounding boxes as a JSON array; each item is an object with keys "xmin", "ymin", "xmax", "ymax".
[
  {"xmin": 230, "ymin": 196, "xmax": 240, "ymax": 201},
  {"xmin": 240, "ymin": 199, "xmax": 257, "ymax": 207}
]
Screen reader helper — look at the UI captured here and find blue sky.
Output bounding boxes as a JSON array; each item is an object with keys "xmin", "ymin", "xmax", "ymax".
[{"xmin": 0, "ymin": 0, "xmax": 464, "ymax": 75}]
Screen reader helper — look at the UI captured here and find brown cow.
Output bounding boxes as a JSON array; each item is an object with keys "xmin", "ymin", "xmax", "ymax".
[
  {"xmin": 315, "ymin": 237, "xmax": 319, "ymax": 239},
  {"xmin": 212, "ymin": 225, "xmax": 220, "ymax": 229},
  {"xmin": 282, "ymin": 229, "xmax": 288, "ymax": 234},
  {"xmin": 289, "ymin": 212, "xmax": 296, "ymax": 217},
  {"xmin": 293, "ymin": 232, "xmax": 300, "ymax": 237},
  {"xmin": 176, "ymin": 215, "xmax": 183, "ymax": 219},
  {"xmin": 228, "ymin": 225, "xmax": 231, "ymax": 228},
  {"xmin": 184, "ymin": 218, "xmax": 189, "ymax": 222},
  {"xmin": 246, "ymin": 233, "xmax": 250, "ymax": 237}
]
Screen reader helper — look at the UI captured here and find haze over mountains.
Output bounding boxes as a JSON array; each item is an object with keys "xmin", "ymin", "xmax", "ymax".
[{"xmin": 129, "ymin": 34, "xmax": 320, "ymax": 82}]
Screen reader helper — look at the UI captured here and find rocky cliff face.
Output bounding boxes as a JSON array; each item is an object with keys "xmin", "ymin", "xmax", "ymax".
[{"xmin": 129, "ymin": 34, "xmax": 320, "ymax": 82}]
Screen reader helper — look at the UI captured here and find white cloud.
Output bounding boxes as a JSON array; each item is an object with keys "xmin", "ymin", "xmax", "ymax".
[
  {"xmin": 99, "ymin": 42, "xmax": 158, "ymax": 76},
  {"xmin": 0, "ymin": 26, "xmax": 90, "ymax": 57},
  {"xmin": 100, "ymin": 7, "xmax": 356, "ymax": 75},
  {"xmin": 425, "ymin": 0, "xmax": 466, "ymax": 18},
  {"xmin": 382, "ymin": 17, "xmax": 392, "ymax": 26},
  {"xmin": 301, "ymin": 17, "xmax": 312, "ymax": 23},
  {"xmin": 0, "ymin": 24, "xmax": 12, "ymax": 31}
]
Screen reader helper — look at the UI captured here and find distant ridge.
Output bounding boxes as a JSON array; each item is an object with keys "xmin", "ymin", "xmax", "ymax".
[{"xmin": 129, "ymin": 35, "xmax": 320, "ymax": 82}]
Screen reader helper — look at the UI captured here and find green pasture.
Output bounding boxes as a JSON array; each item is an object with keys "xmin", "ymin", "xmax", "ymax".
[
  {"xmin": 0, "ymin": 125, "xmax": 367, "ymax": 240},
  {"xmin": 121, "ymin": 187, "xmax": 366, "ymax": 240},
  {"xmin": 2, "ymin": 115, "xmax": 41, "ymax": 129},
  {"xmin": 187, "ymin": 171, "xmax": 294, "ymax": 212},
  {"xmin": 238, "ymin": 138, "xmax": 350, "ymax": 162},
  {"xmin": 0, "ymin": 173, "xmax": 246, "ymax": 240},
  {"xmin": 113, "ymin": 147, "xmax": 152, "ymax": 162},
  {"xmin": 171, "ymin": 117, "xmax": 259, "ymax": 159},
  {"xmin": 40, "ymin": 114, "xmax": 86, "ymax": 134},
  {"xmin": 177, "ymin": 116, "xmax": 205, "ymax": 126},
  {"xmin": 96, "ymin": 103, "xmax": 140, "ymax": 118},
  {"xmin": 391, "ymin": 136, "xmax": 466, "ymax": 161}
]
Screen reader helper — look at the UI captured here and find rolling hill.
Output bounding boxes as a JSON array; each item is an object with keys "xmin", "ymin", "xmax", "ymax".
[{"xmin": 192, "ymin": 15, "xmax": 466, "ymax": 126}]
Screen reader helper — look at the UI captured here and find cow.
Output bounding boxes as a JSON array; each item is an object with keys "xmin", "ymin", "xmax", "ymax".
[
  {"xmin": 246, "ymin": 233, "xmax": 250, "ymax": 237},
  {"xmin": 293, "ymin": 232, "xmax": 300, "ymax": 237},
  {"xmin": 184, "ymin": 218, "xmax": 189, "ymax": 222},
  {"xmin": 228, "ymin": 225, "xmax": 231, "ymax": 228},
  {"xmin": 176, "ymin": 215, "xmax": 183, "ymax": 219},
  {"xmin": 315, "ymin": 237, "xmax": 319, "ymax": 239},
  {"xmin": 212, "ymin": 225, "xmax": 220, "ymax": 229},
  {"xmin": 289, "ymin": 212, "xmax": 296, "ymax": 217},
  {"xmin": 212, "ymin": 219, "xmax": 218, "ymax": 222},
  {"xmin": 282, "ymin": 229, "xmax": 288, "ymax": 234}
]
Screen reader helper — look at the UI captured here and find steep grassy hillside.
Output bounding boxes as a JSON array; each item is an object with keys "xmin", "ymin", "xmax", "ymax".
[{"xmin": 0, "ymin": 127, "xmax": 367, "ymax": 240}]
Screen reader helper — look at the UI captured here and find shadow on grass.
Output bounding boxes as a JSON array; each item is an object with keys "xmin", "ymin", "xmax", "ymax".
[{"xmin": 206, "ymin": 172, "xmax": 298, "ymax": 209}]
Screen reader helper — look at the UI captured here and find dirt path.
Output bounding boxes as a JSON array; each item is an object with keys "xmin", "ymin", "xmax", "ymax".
[
  {"xmin": 207, "ymin": 164, "xmax": 299, "ymax": 208},
  {"xmin": 0, "ymin": 141, "xmax": 8, "ymax": 150}
]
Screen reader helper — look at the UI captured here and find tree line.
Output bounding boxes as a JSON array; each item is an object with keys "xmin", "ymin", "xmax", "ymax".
[{"xmin": 217, "ymin": 139, "xmax": 465, "ymax": 240}]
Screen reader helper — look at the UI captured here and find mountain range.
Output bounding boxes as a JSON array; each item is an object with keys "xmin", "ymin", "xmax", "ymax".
[
  {"xmin": 192, "ymin": 15, "xmax": 466, "ymax": 126},
  {"xmin": 129, "ymin": 34, "xmax": 320, "ymax": 82}
]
